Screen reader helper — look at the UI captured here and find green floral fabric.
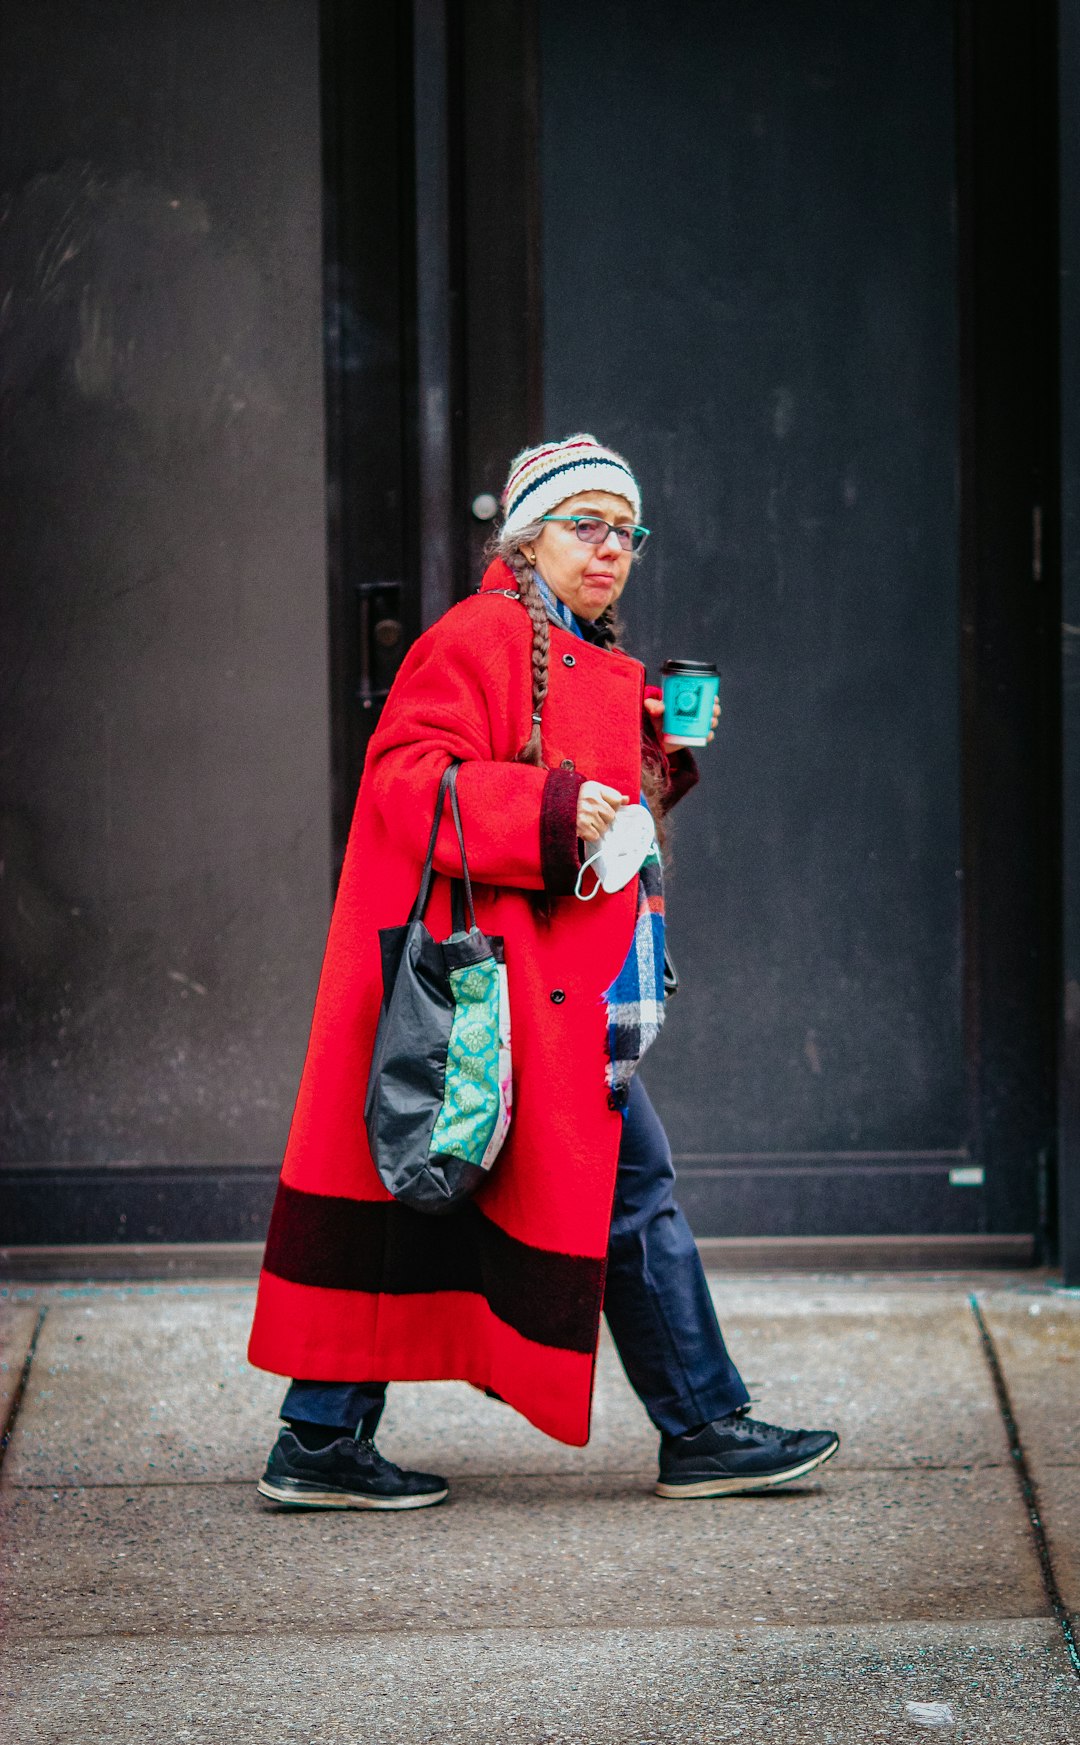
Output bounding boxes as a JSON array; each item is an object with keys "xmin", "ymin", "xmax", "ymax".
[{"xmin": 430, "ymin": 957, "xmax": 506, "ymax": 1166}]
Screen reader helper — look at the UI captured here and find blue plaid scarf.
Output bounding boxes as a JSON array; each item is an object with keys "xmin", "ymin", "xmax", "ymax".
[{"xmin": 531, "ymin": 570, "xmax": 666, "ymax": 1114}]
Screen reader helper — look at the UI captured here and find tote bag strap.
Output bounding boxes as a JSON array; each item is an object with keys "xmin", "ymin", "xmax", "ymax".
[
  {"xmin": 411, "ymin": 759, "xmax": 476, "ymax": 930},
  {"xmin": 446, "ymin": 762, "xmax": 477, "ymax": 931}
]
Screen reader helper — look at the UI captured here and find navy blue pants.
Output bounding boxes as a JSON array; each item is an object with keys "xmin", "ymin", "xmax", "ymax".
[{"xmin": 281, "ymin": 1074, "xmax": 749, "ymax": 1440}]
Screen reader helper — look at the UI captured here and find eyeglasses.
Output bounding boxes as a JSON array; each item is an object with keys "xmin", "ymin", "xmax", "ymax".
[{"xmin": 539, "ymin": 515, "xmax": 651, "ymax": 553}]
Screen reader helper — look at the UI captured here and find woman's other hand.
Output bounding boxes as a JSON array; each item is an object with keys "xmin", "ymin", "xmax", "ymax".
[
  {"xmin": 576, "ymin": 781, "xmax": 630, "ymax": 842},
  {"xmin": 644, "ymin": 693, "xmax": 721, "ymax": 750}
]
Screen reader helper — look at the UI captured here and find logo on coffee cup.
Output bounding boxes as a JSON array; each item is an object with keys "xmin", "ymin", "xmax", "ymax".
[{"xmin": 673, "ymin": 682, "xmax": 701, "ymax": 718}]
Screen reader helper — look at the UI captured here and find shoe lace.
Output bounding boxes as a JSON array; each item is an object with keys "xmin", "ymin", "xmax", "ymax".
[
  {"xmin": 354, "ymin": 1435, "xmax": 405, "ymax": 1479},
  {"xmin": 729, "ymin": 1406, "xmax": 793, "ymax": 1439}
]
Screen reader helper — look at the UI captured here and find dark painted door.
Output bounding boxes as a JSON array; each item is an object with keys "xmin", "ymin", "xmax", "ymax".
[
  {"xmin": 1, "ymin": 0, "xmax": 329, "ymax": 1242},
  {"xmin": 539, "ymin": 0, "xmax": 969, "ymax": 1234}
]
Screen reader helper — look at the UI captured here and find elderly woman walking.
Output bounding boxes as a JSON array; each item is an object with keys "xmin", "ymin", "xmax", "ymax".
[{"xmin": 248, "ymin": 434, "xmax": 838, "ymax": 1508}]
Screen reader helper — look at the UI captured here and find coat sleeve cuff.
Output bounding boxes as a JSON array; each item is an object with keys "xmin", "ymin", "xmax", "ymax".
[
  {"xmin": 661, "ymin": 747, "xmax": 700, "ymax": 813},
  {"xmin": 540, "ymin": 768, "xmax": 586, "ymax": 894}
]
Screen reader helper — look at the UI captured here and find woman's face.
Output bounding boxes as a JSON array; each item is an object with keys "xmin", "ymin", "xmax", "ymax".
[{"xmin": 522, "ymin": 490, "xmax": 637, "ymax": 621}]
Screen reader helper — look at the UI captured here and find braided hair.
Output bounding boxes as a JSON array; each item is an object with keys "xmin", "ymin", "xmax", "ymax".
[
  {"xmin": 488, "ymin": 520, "xmax": 616, "ymax": 764},
  {"xmin": 487, "ymin": 523, "xmax": 669, "ymax": 859}
]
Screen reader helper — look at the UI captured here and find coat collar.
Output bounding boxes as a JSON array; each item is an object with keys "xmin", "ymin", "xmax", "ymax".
[
  {"xmin": 477, "ymin": 558, "xmax": 609, "ymax": 647},
  {"xmin": 478, "ymin": 556, "xmax": 521, "ymax": 594}
]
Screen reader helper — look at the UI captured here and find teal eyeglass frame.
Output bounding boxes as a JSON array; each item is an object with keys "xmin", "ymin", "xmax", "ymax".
[{"xmin": 539, "ymin": 514, "xmax": 651, "ymax": 553}]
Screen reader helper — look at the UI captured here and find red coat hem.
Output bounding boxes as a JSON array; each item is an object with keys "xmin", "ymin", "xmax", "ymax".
[{"xmin": 248, "ymin": 1271, "xmax": 600, "ymax": 1446}]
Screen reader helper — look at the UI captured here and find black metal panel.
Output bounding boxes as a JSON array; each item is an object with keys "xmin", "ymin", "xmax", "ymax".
[
  {"xmin": 956, "ymin": 2, "xmax": 1061, "ymax": 1247},
  {"xmin": 0, "ymin": 1157, "xmax": 981, "ymax": 1246},
  {"xmin": 541, "ymin": 0, "xmax": 966, "ymax": 1232},
  {"xmin": 1060, "ymin": 0, "xmax": 1080, "ymax": 1285},
  {"xmin": 0, "ymin": 1, "xmax": 330, "ymax": 1177},
  {"xmin": 413, "ymin": 0, "xmax": 462, "ymax": 630},
  {"xmin": 459, "ymin": 0, "xmax": 543, "ymax": 581},
  {"xmin": 321, "ymin": 0, "xmax": 479, "ymax": 842},
  {"xmin": 1, "ymin": 1168, "xmax": 278, "ymax": 1246},
  {"xmin": 675, "ymin": 1167, "xmax": 987, "ymax": 1240},
  {"xmin": 321, "ymin": 0, "xmax": 419, "ymax": 860}
]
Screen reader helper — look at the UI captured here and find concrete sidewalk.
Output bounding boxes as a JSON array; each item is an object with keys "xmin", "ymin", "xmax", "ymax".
[{"xmin": 1, "ymin": 1273, "xmax": 1077, "ymax": 1743}]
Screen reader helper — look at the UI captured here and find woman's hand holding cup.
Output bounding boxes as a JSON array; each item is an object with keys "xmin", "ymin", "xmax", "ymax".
[
  {"xmin": 644, "ymin": 693, "xmax": 720, "ymax": 752},
  {"xmin": 576, "ymin": 781, "xmax": 630, "ymax": 843},
  {"xmin": 657, "ymin": 659, "xmax": 721, "ymax": 748}
]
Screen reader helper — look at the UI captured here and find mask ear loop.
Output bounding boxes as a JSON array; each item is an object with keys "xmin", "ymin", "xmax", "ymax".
[{"xmin": 574, "ymin": 850, "xmax": 605, "ymax": 901}]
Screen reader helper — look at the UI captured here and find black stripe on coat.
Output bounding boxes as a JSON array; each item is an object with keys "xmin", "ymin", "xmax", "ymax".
[{"xmin": 263, "ymin": 1182, "xmax": 604, "ymax": 1355}]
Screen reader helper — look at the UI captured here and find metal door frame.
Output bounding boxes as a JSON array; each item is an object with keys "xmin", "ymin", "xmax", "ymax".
[{"xmin": 955, "ymin": 0, "xmax": 1061, "ymax": 1257}]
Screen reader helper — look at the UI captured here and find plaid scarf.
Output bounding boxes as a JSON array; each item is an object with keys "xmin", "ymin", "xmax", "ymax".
[{"xmin": 531, "ymin": 569, "xmax": 666, "ymax": 1114}]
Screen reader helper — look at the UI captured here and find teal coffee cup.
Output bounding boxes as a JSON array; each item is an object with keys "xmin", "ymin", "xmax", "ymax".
[{"xmin": 661, "ymin": 659, "xmax": 720, "ymax": 747}]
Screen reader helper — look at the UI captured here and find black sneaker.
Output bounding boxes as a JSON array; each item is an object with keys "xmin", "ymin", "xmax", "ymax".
[
  {"xmin": 257, "ymin": 1428, "xmax": 448, "ymax": 1511},
  {"xmin": 656, "ymin": 1407, "xmax": 839, "ymax": 1498}
]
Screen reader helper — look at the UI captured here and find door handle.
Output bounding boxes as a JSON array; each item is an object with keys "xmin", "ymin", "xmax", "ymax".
[{"xmin": 356, "ymin": 580, "xmax": 404, "ymax": 712}]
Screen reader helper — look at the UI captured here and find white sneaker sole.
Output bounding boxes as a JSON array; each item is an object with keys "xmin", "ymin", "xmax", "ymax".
[
  {"xmin": 256, "ymin": 1477, "xmax": 448, "ymax": 1511},
  {"xmin": 654, "ymin": 1436, "xmax": 839, "ymax": 1499}
]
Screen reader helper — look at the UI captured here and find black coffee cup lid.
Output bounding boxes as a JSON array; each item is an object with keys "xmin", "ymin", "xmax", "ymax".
[{"xmin": 661, "ymin": 658, "xmax": 719, "ymax": 676}]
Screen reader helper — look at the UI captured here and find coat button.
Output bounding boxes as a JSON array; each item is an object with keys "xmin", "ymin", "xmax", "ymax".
[
  {"xmin": 550, "ymin": 988, "xmax": 566, "ymax": 1004},
  {"xmin": 560, "ymin": 757, "xmax": 575, "ymax": 771},
  {"xmin": 562, "ymin": 652, "xmax": 576, "ymax": 667}
]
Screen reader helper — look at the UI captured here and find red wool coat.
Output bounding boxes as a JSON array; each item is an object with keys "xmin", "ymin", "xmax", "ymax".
[{"xmin": 247, "ymin": 559, "xmax": 697, "ymax": 1445}]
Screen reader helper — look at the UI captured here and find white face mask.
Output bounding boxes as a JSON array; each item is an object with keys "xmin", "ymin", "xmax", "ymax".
[{"xmin": 574, "ymin": 803, "xmax": 657, "ymax": 900}]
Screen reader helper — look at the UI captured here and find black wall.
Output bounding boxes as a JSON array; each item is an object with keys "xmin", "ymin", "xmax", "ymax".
[
  {"xmin": 1, "ymin": 1, "xmax": 329, "ymax": 1235},
  {"xmin": 1061, "ymin": 0, "xmax": 1080, "ymax": 1284},
  {"xmin": 0, "ymin": 0, "xmax": 1060, "ymax": 1255},
  {"xmin": 541, "ymin": 0, "xmax": 967, "ymax": 1233}
]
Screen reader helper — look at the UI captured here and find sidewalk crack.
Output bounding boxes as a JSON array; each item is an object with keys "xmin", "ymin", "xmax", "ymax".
[
  {"xmin": 0, "ymin": 1304, "xmax": 48, "ymax": 1476},
  {"xmin": 969, "ymin": 1292, "xmax": 1080, "ymax": 1684}
]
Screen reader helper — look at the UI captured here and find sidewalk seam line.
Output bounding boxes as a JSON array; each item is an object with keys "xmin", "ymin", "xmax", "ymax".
[
  {"xmin": 0, "ymin": 1616, "xmax": 1063, "ymax": 1650},
  {"xmin": 968, "ymin": 1292, "xmax": 1080, "ymax": 1683},
  {"xmin": 0, "ymin": 1305, "xmax": 48, "ymax": 1475},
  {"xmin": 2, "ymin": 1459, "xmax": 1017, "ymax": 1494}
]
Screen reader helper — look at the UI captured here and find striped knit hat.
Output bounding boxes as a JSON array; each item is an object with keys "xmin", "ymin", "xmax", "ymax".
[{"xmin": 501, "ymin": 434, "xmax": 642, "ymax": 541}]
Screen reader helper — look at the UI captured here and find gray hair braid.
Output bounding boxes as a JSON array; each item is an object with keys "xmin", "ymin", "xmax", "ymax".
[
  {"xmin": 485, "ymin": 519, "xmax": 668, "ymax": 867},
  {"xmin": 494, "ymin": 521, "xmax": 551, "ymax": 767},
  {"xmin": 489, "ymin": 521, "xmax": 620, "ymax": 767}
]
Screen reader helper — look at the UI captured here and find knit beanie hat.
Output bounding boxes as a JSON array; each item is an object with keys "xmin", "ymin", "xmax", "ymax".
[{"xmin": 501, "ymin": 434, "xmax": 642, "ymax": 542}]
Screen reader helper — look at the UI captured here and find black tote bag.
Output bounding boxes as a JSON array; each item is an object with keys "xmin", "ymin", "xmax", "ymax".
[{"xmin": 363, "ymin": 760, "xmax": 513, "ymax": 1216}]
